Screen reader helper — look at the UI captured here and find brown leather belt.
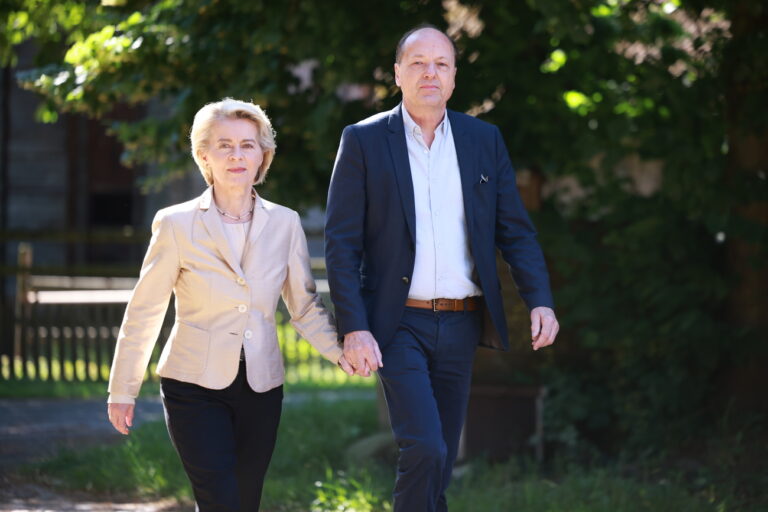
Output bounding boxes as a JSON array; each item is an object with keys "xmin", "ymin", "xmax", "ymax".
[{"xmin": 405, "ymin": 297, "xmax": 481, "ymax": 312}]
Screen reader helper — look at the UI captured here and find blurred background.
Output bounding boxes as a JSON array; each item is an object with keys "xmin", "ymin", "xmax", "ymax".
[{"xmin": 0, "ymin": 1, "xmax": 766, "ymax": 511}]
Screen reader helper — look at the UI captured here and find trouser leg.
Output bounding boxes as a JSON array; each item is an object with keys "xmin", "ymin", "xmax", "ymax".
[
  {"xmin": 378, "ymin": 308, "xmax": 480, "ymax": 512},
  {"xmin": 232, "ymin": 369, "xmax": 283, "ymax": 511},
  {"xmin": 161, "ymin": 377, "xmax": 240, "ymax": 512},
  {"xmin": 432, "ymin": 310, "xmax": 481, "ymax": 512}
]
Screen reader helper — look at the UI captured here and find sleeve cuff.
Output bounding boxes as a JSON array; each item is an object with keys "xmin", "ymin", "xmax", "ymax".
[{"xmin": 107, "ymin": 394, "xmax": 136, "ymax": 405}]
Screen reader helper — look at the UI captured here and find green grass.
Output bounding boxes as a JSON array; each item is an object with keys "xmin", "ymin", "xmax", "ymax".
[
  {"xmin": 0, "ymin": 376, "xmax": 374, "ymax": 399},
  {"xmin": 0, "ymin": 378, "xmax": 160, "ymax": 399},
  {"xmin": 447, "ymin": 462, "xmax": 727, "ymax": 512},
  {"xmin": 20, "ymin": 395, "xmax": 748, "ymax": 512}
]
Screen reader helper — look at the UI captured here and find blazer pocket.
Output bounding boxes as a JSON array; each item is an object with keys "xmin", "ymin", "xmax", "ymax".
[{"xmin": 164, "ymin": 322, "xmax": 210, "ymax": 375}]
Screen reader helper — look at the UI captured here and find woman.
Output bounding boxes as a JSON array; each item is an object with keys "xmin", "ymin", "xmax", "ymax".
[{"xmin": 107, "ymin": 98, "xmax": 353, "ymax": 511}]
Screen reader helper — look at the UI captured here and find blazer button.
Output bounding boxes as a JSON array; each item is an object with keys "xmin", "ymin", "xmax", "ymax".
[
  {"xmin": 402, "ymin": 276, "xmax": 410, "ymax": 284},
  {"xmin": 244, "ymin": 329, "xmax": 253, "ymax": 339},
  {"xmin": 237, "ymin": 304, "xmax": 248, "ymax": 313},
  {"xmin": 236, "ymin": 276, "xmax": 246, "ymax": 286}
]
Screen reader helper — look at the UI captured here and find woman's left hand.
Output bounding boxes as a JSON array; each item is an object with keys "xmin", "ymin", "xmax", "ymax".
[{"xmin": 107, "ymin": 403, "xmax": 135, "ymax": 435}]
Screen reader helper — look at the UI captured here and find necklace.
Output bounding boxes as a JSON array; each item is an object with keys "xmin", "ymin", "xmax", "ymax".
[{"xmin": 216, "ymin": 195, "xmax": 255, "ymax": 221}]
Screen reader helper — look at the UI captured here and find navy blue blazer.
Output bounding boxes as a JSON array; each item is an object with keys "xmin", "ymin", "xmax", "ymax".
[{"xmin": 325, "ymin": 104, "xmax": 554, "ymax": 351}]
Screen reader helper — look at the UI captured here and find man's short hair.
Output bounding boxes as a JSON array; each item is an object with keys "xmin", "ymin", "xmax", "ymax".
[{"xmin": 395, "ymin": 23, "xmax": 458, "ymax": 64}]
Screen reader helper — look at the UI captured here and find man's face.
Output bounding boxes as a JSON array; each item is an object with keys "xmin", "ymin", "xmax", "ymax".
[{"xmin": 394, "ymin": 28, "xmax": 456, "ymax": 112}]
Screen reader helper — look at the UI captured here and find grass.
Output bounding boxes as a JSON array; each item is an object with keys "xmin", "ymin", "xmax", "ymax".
[
  {"xmin": 0, "ymin": 378, "xmax": 160, "ymax": 399},
  {"xmin": 447, "ymin": 462, "xmax": 727, "ymax": 512},
  {"xmin": 0, "ymin": 375, "xmax": 374, "ymax": 399},
  {"xmin": 19, "ymin": 394, "xmax": 751, "ymax": 512}
]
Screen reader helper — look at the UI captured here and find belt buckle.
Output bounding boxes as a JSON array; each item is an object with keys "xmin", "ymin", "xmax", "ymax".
[{"xmin": 432, "ymin": 298, "xmax": 439, "ymax": 312}]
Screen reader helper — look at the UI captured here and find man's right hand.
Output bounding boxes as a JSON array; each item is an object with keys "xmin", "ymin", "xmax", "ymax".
[{"xmin": 343, "ymin": 330, "xmax": 383, "ymax": 377}]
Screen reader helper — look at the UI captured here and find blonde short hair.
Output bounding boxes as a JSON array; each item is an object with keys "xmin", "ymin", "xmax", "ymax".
[{"xmin": 190, "ymin": 98, "xmax": 277, "ymax": 185}]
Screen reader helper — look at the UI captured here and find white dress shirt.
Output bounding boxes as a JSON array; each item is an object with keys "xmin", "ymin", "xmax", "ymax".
[{"xmin": 402, "ymin": 106, "xmax": 482, "ymax": 300}]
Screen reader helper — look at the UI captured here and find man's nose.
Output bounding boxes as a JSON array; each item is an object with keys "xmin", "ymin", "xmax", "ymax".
[{"xmin": 423, "ymin": 62, "xmax": 437, "ymax": 77}]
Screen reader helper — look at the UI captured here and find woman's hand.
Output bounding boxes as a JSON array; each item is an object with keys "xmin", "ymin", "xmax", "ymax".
[
  {"xmin": 107, "ymin": 403, "xmax": 135, "ymax": 435},
  {"xmin": 337, "ymin": 354, "xmax": 356, "ymax": 376}
]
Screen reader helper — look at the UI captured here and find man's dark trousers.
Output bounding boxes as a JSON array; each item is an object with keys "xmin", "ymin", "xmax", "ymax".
[{"xmin": 378, "ymin": 306, "xmax": 482, "ymax": 512}]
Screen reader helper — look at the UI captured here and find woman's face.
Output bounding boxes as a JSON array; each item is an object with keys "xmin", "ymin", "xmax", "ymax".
[{"xmin": 200, "ymin": 118, "xmax": 264, "ymax": 189}]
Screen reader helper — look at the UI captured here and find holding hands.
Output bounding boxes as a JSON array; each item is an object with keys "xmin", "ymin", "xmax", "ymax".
[{"xmin": 342, "ymin": 330, "xmax": 383, "ymax": 377}]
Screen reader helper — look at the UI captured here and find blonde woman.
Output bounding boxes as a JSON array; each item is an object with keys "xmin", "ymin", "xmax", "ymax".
[{"xmin": 107, "ymin": 98, "xmax": 353, "ymax": 511}]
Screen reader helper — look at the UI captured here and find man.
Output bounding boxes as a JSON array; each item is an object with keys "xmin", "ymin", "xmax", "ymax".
[{"xmin": 325, "ymin": 24, "xmax": 559, "ymax": 511}]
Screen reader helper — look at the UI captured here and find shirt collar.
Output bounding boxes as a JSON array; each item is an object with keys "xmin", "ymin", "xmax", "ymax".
[{"xmin": 401, "ymin": 104, "xmax": 449, "ymax": 140}]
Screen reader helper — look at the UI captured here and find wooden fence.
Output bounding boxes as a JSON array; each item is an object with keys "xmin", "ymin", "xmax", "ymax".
[{"xmin": 1, "ymin": 273, "xmax": 347, "ymax": 386}]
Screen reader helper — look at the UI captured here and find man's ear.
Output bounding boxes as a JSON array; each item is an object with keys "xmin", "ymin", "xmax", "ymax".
[{"xmin": 394, "ymin": 63, "xmax": 401, "ymax": 87}]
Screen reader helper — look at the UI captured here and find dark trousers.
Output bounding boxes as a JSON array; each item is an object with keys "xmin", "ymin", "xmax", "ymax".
[
  {"xmin": 378, "ymin": 306, "xmax": 482, "ymax": 512},
  {"xmin": 160, "ymin": 360, "xmax": 283, "ymax": 512}
]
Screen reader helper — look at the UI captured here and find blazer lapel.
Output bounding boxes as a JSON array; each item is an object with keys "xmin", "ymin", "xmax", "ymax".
[
  {"xmin": 241, "ymin": 194, "xmax": 269, "ymax": 274},
  {"xmin": 199, "ymin": 187, "xmax": 246, "ymax": 279},
  {"xmin": 448, "ymin": 109, "xmax": 477, "ymax": 240},
  {"xmin": 387, "ymin": 104, "xmax": 416, "ymax": 243}
]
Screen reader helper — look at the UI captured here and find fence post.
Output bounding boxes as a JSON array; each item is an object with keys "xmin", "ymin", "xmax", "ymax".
[{"xmin": 13, "ymin": 242, "xmax": 32, "ymax": 379}]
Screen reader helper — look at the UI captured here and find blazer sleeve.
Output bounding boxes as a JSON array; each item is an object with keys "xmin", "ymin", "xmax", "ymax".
[
  {"xmin": 282, "ymin": 212, "xmax": 343, "ymax": 364},
  {"xmin": 107, "ymin": 211, "xmax": 180, "ymax": 404},
  {"xmin": 324, "ymin": 125, "xmax": 370, "ymax": 336},
  {"xmin": 493, "ymin": 126, "xmax": 555, "ymax": 310}
]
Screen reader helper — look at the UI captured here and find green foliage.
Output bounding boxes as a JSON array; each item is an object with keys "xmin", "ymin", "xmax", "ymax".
[{"xmin": 310, "ymin": 468, "xmax": 392, "ymax": 512}]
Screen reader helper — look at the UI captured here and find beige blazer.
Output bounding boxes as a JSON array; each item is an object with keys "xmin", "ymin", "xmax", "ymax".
[{"xmin": 108, "ymin": 187, "xmax": 342, "ymax": 404}]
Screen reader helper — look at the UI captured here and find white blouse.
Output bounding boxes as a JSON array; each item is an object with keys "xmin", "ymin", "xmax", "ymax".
[{"xmin": 222, "ymin": 220, "xmax": 251, "ymax": 266}]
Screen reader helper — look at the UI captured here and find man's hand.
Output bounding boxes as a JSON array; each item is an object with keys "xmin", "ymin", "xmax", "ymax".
[
  {"xmin": 531, "ymin": 307, "xmax": 559, "ymax": 351},
  {"xmin": 343, "ymin": 330, "xmax": 383, "ymax": 377},
  {"xmin": 107, "ymin": 403, "xmax": 135, "ymax": 435}
]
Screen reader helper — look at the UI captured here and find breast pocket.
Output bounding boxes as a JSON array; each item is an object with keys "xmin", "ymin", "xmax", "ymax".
[
  {"xmin": 164, "ymin": 322, "xmax": 210, "ymax": 375},
  {"xmin": 475, "ymin": 172, "xmax": 496, "ymax": 203}
]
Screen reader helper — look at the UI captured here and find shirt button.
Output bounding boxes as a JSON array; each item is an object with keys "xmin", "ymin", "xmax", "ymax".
[
  {"xmin": 237, "ymin": 304, "xmax": 248, "ymax": 313},
  {"xmin": 236, "ymin": 277, "xmax": 246, "ymax": 286},
  {"xmin": 402, "ymin": 276, "xmax": 410, "ymax": 284},
  {"xmin": 244, "ymin": 329, "xmax": 253, "ymax": 339}
]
